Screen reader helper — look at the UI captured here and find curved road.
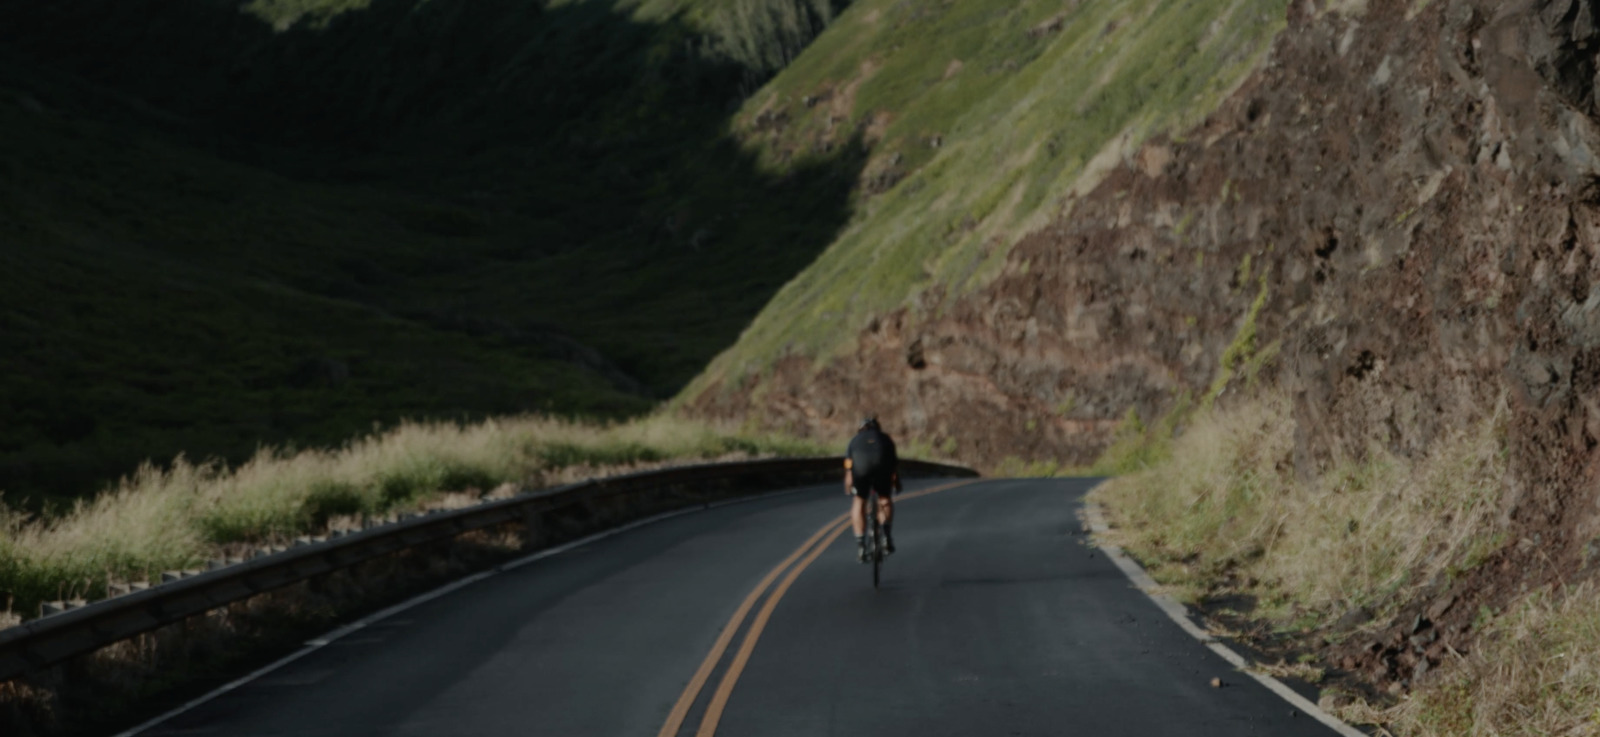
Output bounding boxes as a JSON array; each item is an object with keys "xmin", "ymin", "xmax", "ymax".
[{"xmin": 133, "ymin": 478, "xmax": 1343, "ymax": 736}]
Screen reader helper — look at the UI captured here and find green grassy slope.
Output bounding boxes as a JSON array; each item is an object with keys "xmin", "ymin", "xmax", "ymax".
[
  {"xmin": 0, "ymin": 0, "xmax": 858, "ymax": 503},
  {"xmin": 684, "ymin": 0, "xmax": 1290, "ymax": 396}
]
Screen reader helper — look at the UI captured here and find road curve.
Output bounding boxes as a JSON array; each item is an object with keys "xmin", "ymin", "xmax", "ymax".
[{"xmin": 131, "ymin": 478, "xmax": 1343, "ymax": 737}]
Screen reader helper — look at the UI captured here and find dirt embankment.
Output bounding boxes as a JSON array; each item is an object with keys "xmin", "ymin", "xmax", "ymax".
[{"xmin": 689, "ymin": 0, "xmax": 1600, "ymax": 691}]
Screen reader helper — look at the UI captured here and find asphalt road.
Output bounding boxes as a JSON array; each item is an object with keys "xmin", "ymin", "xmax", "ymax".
[{"xmin": 135, "ymin": 478, "xmax": 1343, "ymax": 737}]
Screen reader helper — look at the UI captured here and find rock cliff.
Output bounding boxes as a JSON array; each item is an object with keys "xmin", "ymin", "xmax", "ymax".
[{"xmin": 689, "ymin": 0, "xmax": 1600, "ymax": 686}]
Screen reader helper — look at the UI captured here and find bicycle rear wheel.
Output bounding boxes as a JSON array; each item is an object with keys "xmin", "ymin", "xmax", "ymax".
[{"xmin": 870, "ymin": 497, "xmax": 882, "ymax": 589}]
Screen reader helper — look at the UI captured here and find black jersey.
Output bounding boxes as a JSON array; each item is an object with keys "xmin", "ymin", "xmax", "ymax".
[{"xmin": 846, "ymin": 426, "xmax": 898, "ymax": 489}]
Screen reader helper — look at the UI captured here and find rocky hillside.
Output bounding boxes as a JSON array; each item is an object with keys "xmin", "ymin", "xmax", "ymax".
[
  {"xmin": 681, "ymin": 0, "xmax": 1290, "ymax": 417},
  {"xmin": 690, "ymin": 0, "xmax": 1597, "ymax": 519},
  {"xmin": 687, "ymin": 0, "xmax": 1600, "ymax": 721}
]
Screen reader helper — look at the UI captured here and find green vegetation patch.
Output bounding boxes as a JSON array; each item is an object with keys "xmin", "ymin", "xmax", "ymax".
[
  {"xmin": 1089, "ymin": 393, "xmax": 1193, "ymax": 477},
  {"xmin": 687, "ymin": 0, "xmax": 1290, "ymax": 395},
  {"xmin": 244, "ymin": 0, "xmax": 374, "ymax": 29},
  {"xmin": 1205, "ymin": 267, "xmax": 1279, "ymax": 406}
]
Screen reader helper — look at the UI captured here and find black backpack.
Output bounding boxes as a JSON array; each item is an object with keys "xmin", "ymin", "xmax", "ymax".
[{"xmin": 848, "ymin": 427, "xmax": 895, "ymax": 479}]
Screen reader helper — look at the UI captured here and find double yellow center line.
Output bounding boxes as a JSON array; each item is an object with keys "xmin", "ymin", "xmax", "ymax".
[{"xmin": 656, "ymin": 479, "xmax": 976, "ymax": 737}]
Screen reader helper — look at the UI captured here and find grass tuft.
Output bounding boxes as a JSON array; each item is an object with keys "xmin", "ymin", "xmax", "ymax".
[
  {"xmin": 1093, "ymin": 393, "xmax": 1509, "ymax": 619},
  {"xmin": 1089, "ymin": 393, "xmax": 1194, "ymax": 476},
  {"xmin": 1206, "ymin": 273, "xmax": 1277, "ymax": 405},
  {"xmin": 992, "ymin": 456, "xmax": 1064, "ymax": 478},
  {"xmin": 535, "ymin": 441, "xmax": 667, "ymax": 469}
]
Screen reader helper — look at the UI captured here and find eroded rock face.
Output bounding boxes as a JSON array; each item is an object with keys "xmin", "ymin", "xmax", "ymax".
[
  {"xmin": 690, "ymin": 0, "xmax": 1600, "ymax": 661},
  {"xmin": 1529, "ymin": 0, "xmax": 1600, "ymax": 117}
]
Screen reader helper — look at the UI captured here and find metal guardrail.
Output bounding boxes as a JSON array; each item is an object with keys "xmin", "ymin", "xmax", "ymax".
[{"xmin": 0, "ymin": 456, "xmax": 976, "ymax": 682}]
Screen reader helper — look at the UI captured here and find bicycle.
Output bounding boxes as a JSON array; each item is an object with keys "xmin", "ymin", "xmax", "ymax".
[{"xmin": 865, "ymin": 492, "xmax": 886, "ymax": 589}]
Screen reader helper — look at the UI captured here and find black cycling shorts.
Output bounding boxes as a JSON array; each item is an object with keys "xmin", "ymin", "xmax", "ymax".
[{"xmin": 850, "ymin": 471, "xmax": 895, "ymax": 498}]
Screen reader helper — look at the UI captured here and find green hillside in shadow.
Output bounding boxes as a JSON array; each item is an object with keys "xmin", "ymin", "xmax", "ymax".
[
  {"xmin": 1, "ymin": 0, "xmax": 1296, "ymax": 504},
  {"xmin": 684, "ymin": 0, "xmax": 1290, "ymax": 399},
  {"xmin": 0, "ymin": 0, "xmax": 860, "ymax": 504}
]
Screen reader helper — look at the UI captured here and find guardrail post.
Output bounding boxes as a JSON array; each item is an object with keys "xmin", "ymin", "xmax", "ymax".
[{"xmin": 520, "ymin": 505, "xmax": 548, "ymax": 550}]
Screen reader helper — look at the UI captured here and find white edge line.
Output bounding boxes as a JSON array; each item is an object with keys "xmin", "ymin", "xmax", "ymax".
[
  {"xmin": 112, "ymin": 484, "xmax": 824, "ymax": 737},
  {"xmin": 1082, "ymin": 502, "xmax": 1369, "ymax": 737}
]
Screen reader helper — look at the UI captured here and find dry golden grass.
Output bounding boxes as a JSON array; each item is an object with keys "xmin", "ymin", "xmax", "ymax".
[
  {"xmin": 1333, "ymin": 583, "xmax": 1600, "ymax": 736},
  {"xmin": 0, "ymin": 413, "xmax": 825, "ymax": 620},
  {"xmin": 1088, "ymin": 392, "xmax": 1600, "ymax": 735},
  {"xmin": 1254, "ymin": 658, "xmax": 1327, "ymax": 685},
  {"xmin": 1093, "ymin": 392, "xmax": 1509, "ymax": 622}
]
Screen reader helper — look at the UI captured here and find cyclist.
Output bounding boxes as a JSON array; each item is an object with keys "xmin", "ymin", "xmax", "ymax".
[{"xmin": 844, "ymin": 416, "xmax": 900, "ymax": 562}]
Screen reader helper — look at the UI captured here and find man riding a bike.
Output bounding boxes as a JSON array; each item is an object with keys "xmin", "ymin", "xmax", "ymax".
[{"xmin": 844, "ymin": 416, "xmax": 900, "ymax": 563}]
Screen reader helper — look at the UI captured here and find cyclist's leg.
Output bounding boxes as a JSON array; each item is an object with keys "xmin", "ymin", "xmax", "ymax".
[
  {"xmin": 850, "ymin": 492, "xmax": 867, "ymax": 537},
  {"xmin": 850, "ymin": 487, "xmax": 870, "ymax": 562}
]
